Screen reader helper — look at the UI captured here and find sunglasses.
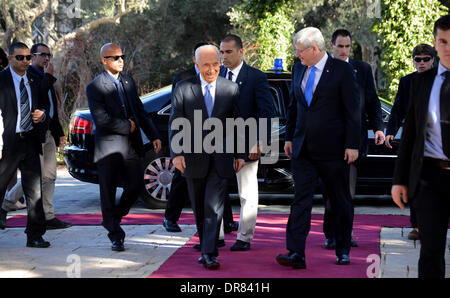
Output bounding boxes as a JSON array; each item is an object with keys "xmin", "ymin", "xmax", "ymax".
[
  {"xmin": 103, "ymin": 55, "xmax": 126, "ymax": 61},
  {"xmin": 33, "ymin": 52, "xmax": 52, "ymax": 58},
  {"xmin": 14, "ymin": 55, "xmax": 32, "ymax": 61},
  {"xmin": 414, "ymin": 56, "xmax": 432, "ymax": 63}
]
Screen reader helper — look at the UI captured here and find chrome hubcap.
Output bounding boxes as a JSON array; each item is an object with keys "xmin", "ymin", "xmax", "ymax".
[{"xmin": 143, "ymin": 157, "xmax": 175, "ymax": 202}]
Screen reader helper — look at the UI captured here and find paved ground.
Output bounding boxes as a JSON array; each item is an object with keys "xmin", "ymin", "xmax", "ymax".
[{"xmin": 0, "ymin": 169, "xmax": 448, "ymax": 278}]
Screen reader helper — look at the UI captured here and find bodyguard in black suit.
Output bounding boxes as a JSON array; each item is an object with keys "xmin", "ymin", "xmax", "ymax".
[
  {"xmin": 0, "ymin": 42, "xmax": 50, "ymax": 247},
  {"xmin": 169, "ymin": 45, "xmax": 245, "ymax": 269},
  {"xmin": 322, "ymin": 29, "xmax": 385, "ymax": 249},
  {"xmin": 386, "ymin": 44, "xmax": 436, "ymax": 241},
  {"xmin": 87, "ymin": 43, "xmax": 161, "ymax": 251},
  {"xmin": 276, "ymin": 27, "xmax": 360, "ymax": 269},
  {"xmin": 392, "ymin": 15, "xmax": 450, "ymax": 279}
]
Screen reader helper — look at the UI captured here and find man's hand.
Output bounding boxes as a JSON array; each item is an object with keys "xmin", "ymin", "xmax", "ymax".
[
  {"xmin": 59, "ymin": 136, "xmax": 66, "ymax": 148},
  {"xmin": 248, "ymin": 144, "xmax": 262, "ymax": 160},
  {"xmin": 284, "ymin": 141, "xmax": 293, "ymax": 159},
  {"xmin": 385, "ymin": 135, "xmax": 394, "ymax": 149},
  {"xmin": 44, "ymin": 62, "xmax": 54, "ymax": 76},
  {"xmin": 173, "ymin": 155, "xmax": 186, "ymax": 173},
  {"xmin": 129, "ymin": 118, "xmax": 136, "ymax": 133},
  {"xmin": 32, "ymin": 109, "xmax": 45, "ymax": 123},
  {"xmin": 374, "ymin": 130, "xmax": 386, "ymax": 145},
  {"xmin": 344, "ymin": 148, "xmax": 359, "ymax": 164},
  {"xmin": 391, "ymin": 184, "xmax": 408, "ymax": 209},
  {"xmin": 234, "ymin": 158, "xmax": 245, "ymax": 173},
  {"xmin": 153, "ymin": 139, "xmax": 162, "ymax": 154}
]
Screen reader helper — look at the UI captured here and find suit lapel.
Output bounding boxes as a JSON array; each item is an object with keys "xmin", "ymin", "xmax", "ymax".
[
  {"xmin": 418, "ymin": 68, "xmax": 438, "ymax": 133},
  {"xmin": 212, "ymin": 77, "xmax": 225, "ymax": 117},
  {"xmin": 101, "ymin": 71, "xmax": 125, "ymax": 117},
  {"xmin": 5, "ymin": 69, "xmax": 18, "ymax": 115},
  {"xmin": 191, "ymin": 75, "xmax": 209, "ymax": 119},
  {"xmin": 235, "ymin": 62, "xmax": 247, "ymax": 90},
  {"xmin": 310, "ymin": 56, "xmax": 332, "ymax": 106},
  {"xmin": 295, "ymin": 64, "xmax": 307, "ymax": 106}
]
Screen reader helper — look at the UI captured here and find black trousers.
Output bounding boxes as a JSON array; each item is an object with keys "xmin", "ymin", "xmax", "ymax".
[
  {"xmin": 97, "ymin": 150, "xmax": 142, "ymax": 242},
  {"xmin": 287, "ymin": 153, "xmax": 354, "ymax": 257},
  {"xmin": 414, "ymin": 158, "xmax": 450, "ymax": 279},
  {"xmin": 185, "ymin": 160, "xmax": 228, "ymax": 256},
  {"xmin": 0, "ymin": 134, "xmax": 46, "ymax": 239}
]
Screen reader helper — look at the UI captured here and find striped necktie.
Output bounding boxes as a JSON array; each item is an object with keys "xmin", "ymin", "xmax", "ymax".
[
  {"xmin": 20, "ymin": 78, "xmax": 32, "ymax": 131},
  {"xmin": 441, "ymin": 71, "xmax": 450, "ymax": 158}
]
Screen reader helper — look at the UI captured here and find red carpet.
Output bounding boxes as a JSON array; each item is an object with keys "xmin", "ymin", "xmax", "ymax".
[{"xmin": 7, "ymin": 213, "xmax": 422, "ymax": 278}]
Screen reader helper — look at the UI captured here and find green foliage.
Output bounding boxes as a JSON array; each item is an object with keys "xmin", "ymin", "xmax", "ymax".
[{"xmin": 373, "ymin": 0, "xmax": 448, "ymax": 102}]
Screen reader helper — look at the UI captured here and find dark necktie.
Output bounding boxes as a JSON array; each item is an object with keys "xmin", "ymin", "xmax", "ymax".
[
  {"xmin": 228, "ymin": 71, "xmax": 233, "ymax": 81},
  {"xmin": 20, "ymin": 78, "xmax": 32, "ymax": 131},
  {"xmin": 440, "ymin": 71, "xmax": 450, "ymax": 158},
  {"xmin": 114, "ymin": 79, "xmax": 130, "ymax": 118}
]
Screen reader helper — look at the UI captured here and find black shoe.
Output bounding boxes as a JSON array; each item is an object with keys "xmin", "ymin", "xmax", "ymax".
[
  {"xmin": 336, "ymin": 254, "xmax": 350, "ymax": 265},
  {"xmin": 230, "ymin": 240, "xmax": 250, "ymax": 251},
  {"xmin": 193, "ymin": 243, "xmax": 201, "ymax": 250},
  {"xmin": 0, "ymin": 208, "xmax": 7, "ymax": 230},
  {"xmin": 351, "ymin": 238, "xmax": 358, "ymax": 247},
  {"xmin": 276, "ymin": 252, "xmax": 306, "ymax": 269},
  {"xmin": 111, "ymin": 239, "xmax": 125, "ymax": 251},
  {"xmin": 218, "ymin": 239, "xmax": 226, "ymax": 248},
  {"xmin": 163, "ymin": 219, "xmax": 182, "ymax": 232},
  {"xmin": 324, "ymin": 238, "xmax": 336, "ymax": 249},
  {"xmin": 199, "ymin": 254, "xmax": 220, "ymax": 270},
  {"xmin": 224, "ymin": 221, "xmax": 239, "ymax": 234},
  {"xmin": 46, "ymin": 218, "xmax": 72, "ymax": 230},
  {"xmin": 26, "ymin": 236, "xmax": 51, "ymax": 248}
]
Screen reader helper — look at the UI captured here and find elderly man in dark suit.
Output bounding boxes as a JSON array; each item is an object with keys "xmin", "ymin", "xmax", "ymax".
[
  {"xmin": 169, "ymin": 44, "xmax": 245, "ymax": 270},
  {"xmin": 87, "ymin": 43, "xmax": 161, "ymax": 252},
  {"xmin": 0, "ymin": 42, "xmax": 50, "ymax": 248},
  {"xmin": 321, "ymin": 29, "xmax": 385, "ymax": 250},
  {"xmin": 386, "ymin": 43, "xmax": 436, "ymax": 241},
  {"xmin": 219, "ymin": 34, "xmax": 275, "ymax": 251},
  {"xmin": 392, "ymin": 15, "xmax": 450, "ymax": 279},
  {"xmin": 276, "ymin": 27, "xmax": 360, "ymax": 269}
]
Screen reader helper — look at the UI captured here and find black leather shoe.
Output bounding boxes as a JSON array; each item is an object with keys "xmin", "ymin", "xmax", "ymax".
[
  {"xmin": 230, "ymin": 240, "xmax": 250, "ymax": 251},
  {"xmin": 218, "ymin": 239, "xmax": 226, "ymax": 248},
  {"xmin": 111, "ymin": 239, "xmax": 125, "ymax": 252},
  {"xmin": 276, "ymin": 252, "xmax": 306, "ymax": 269},
  {"xmin": 336, "ymin": 254, "xmax": 350, "ymax": 265},
  {"xmin": 26, "ymin": 237, "xmax": 51, "ymax": 248},
  {"xmin": 351, "ymin": 238, "xmax": 358, "ymax": 247},
  {"xmin": 324, "ymin": 238, "xmax": 336, "ymax": 249},
  {"xmin": 200, "ymin": 254, "xmax": 220, "ymax": 270},
  {"xmin": 46, "ymin": 218, "xmax": 72, "ymax": 230},
  {"xmin": 224, "ymin": 221, "xmax": 239, "ymax": 234},
  {"xmin": 0, "ymin": 208, "xmax": 7, "ymax": 230},
  {"xmin": 163, "ymin": 219, "xmax": 182, "ymax": 232}
]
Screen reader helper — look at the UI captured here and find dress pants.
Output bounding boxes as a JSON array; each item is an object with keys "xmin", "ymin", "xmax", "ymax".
[
  {"xmin": 287, "ymin": 151, "xmax": 353, "ymax": 257},
  {"xmin": 164, "ymin": 169, "xmax": 188, "ymax": 221},
  {"xmin": 185, "ymin": 159, "xmax": 227, "ymax": 256},
  {"xmin": 97, "ymin": 148, "xmax": 142, "ymax": 242},
  {"xmin": 0, "ymin": 133, "xmax": 46, "ymax": 239},
  {"xmin": 414, "ymin": 158, "xmax": 450, "ymax": 279}
]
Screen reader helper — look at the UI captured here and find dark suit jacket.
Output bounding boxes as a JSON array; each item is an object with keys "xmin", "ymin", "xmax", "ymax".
[
  {"xmin": 219, "ymin": 62, "xmax": 276, "ymax": 161},
  {"xmin": 172, "ymin": 66, "xmax": 197, "ymax": 93},
  {"xmin": 169, "ymin": 75, "xmax": 243, "ymax": 179},
  {"xmin": 349, "ymin": 59, "xmax": 384, "ymax": 156},
  {"xmin": 385, "ymin": 72, "xmax": 416, "ymax": 137},
  {"xmin": 0, "ymin": 67, "xmax": 47, "ymax": 157},
  {"xmin": 393, "ymin": 67, "xmax": 438, "ymax": 197},
  {"xmin": 28, "ymin": 65, "xmax": 65, "ymax": 146},
  {"xmin": 87, "ymin": 71, "xmax": 161, "ymax": 163},
  {"xmin": 285, "ymin": 56, "xmax": 360, "ymax": 160}
]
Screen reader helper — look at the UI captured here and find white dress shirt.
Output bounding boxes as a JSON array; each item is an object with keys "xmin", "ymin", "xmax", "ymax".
[
  {"xmin": 301, "ymin": 52, "xmax": 328, "ymax": 94},
  {"xmin": 199, "ymin": 74, "xmax": 217, "ymax": 105},
  {"xmin": 10, "ymin": 66, "xmax": 33, "ymax": 133},
  {"xmin": 227, "ymin": 60, "xmax": 244, "ymax": 83},
  {"xmin": 424, "ymin": 62, "xmax": 450, "ymax": 160}
]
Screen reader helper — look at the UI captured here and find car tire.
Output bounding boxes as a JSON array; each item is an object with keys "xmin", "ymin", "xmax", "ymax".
[{"xmin": 139, "ymin": 147, "xmax": 174, "ymax": 209}]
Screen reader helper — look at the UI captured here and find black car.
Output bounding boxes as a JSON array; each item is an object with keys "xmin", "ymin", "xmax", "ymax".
[{"xmin": 64, "ymin": 71, "xmax": 399, "ymax": 209}]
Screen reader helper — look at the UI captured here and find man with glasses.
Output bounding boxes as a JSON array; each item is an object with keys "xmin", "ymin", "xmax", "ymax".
[
  {"xmin": 87, "ymin": 43, "xmax": 162, "ymax": 251},
  {"xmin": 0, "ymin": 42, "xmax": 50, "ymax": 248},
  {"xmin": 1, "ymin": 43, "xmax": 72, "ymax": 230},
  {"xmin": 385, "ymin": 43, "xmax": 436, "ymax": 241}
]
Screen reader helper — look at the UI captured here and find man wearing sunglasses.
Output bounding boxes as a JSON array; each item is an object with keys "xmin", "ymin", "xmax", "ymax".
[
  {"xmin": 87, "ymin": 43, "xmax": 162, "ymax": 252},
  {"xmin": 0, "ymin": 42, "xmax": 50, "ymax": 248},
  {"xmin": 385, "ymin": 43, "xmax": 436, "ymax": 241}
]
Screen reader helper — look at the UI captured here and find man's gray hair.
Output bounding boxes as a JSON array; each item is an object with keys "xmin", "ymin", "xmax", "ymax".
[
  {"xmin": 293, "ymin": 27, "xmax": 326, "ymax": 51},
  {"xmin": 195, "ymin": 44, "xmax": 220, "ymax": 62}
]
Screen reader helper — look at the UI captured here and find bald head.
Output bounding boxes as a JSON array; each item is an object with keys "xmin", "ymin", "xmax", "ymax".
[
  {"xmin": 100, "ymin": 43, "xmax": 124, "ymax": 78},
  {"xmin": 100, "ymin": 43, "xmax": 122, "ymax": 57}
]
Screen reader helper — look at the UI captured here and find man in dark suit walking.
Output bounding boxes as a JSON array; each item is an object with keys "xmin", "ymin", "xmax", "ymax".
[
  {"xmin": 219, "ymin": 34, "xmax": 275, "ymax": 251},
  {"xmin": 0, "ymin": 42, "xmax": 50, "ymax": 248},
  {"xmin": 276, "ymin": 27, "xmax": 360, "ymax": 269},
  {"xmin": 386, "ymin": 43, "xmax": 436, "ymax": 241},
  {"xmin": 87, "ymin": 43, "xmax": 161, "ymax": 251},
  {"xmin": 169, "ymin": 44, "xmax": 245, "ymax": 269},
  {"xmin": 321, "ymin": 29, "xmax": 385, "ymax": 249},
  {"xmin": 392, "ymin": 15, "xmax": 450, "ymax": 279}
]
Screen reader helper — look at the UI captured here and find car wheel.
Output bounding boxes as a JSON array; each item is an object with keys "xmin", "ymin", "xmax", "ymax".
[{"xmin": 140, "ymin": 155, "xmax": 175, "ymax": 209}]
